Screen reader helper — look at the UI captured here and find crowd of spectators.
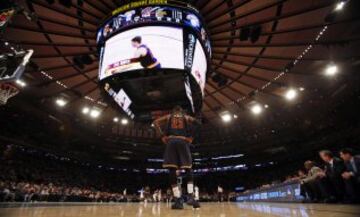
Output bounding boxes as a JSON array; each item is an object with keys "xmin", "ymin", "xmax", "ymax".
[
  {"xmin": 0, "ymin": 143, "xmax": 237, "ymax": 203},
  {"xmin": 0, "ymin": 181, "xmax": 131, "ymax": 203},
  {"xmin": 1, "ymin": 142, "xmax": 359, "ymax": 204},
  {"xmin": 296, "ymin": 149, "xmax": 360, "ymax": 203}
]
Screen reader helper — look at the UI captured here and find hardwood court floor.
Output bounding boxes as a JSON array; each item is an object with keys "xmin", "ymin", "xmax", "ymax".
[{"xmin": 0, "ymin": 202, "xmax": 360, "ymax": 217}]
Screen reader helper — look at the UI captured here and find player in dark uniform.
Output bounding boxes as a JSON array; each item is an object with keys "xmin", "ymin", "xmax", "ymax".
[
  {"xmin": 131, "ymin": 36, "xmax": 161, "ymax": 69},
  {"xmin": 152, "ymin": 106, "xmax": 201, "ymax": 209}
]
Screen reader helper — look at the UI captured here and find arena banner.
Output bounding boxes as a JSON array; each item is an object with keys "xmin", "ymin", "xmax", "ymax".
[
  {"xmin": 191, "ymin": 39, "xmax": 207, "ymax": 96},
  {"xmin": 116, "ymin": 88, "xmax": 135, "ymax": 119}
]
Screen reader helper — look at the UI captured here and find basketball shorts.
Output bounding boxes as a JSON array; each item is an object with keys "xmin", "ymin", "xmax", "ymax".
[{"xmin": 163, "ymin": 138, "xmax": 192, "ymax": 169}]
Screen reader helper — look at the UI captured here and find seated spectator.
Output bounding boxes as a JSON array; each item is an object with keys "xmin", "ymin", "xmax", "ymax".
[
  {"xmin": 297, "ymin": 169, "xmax": 307, "ymax": 179},
  {"xmin": 339, "ymin": 148, "xmax": 360, "ymax": 202},
  {"xmin": 319, "ymin": 150, "xmax": 346, "ymax": 202},
  {"xmin": 300, "ymin": 160, "xmax": 329, "ymax": 202}
]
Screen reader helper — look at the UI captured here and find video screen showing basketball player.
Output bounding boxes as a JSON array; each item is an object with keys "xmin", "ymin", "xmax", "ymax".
[{"xmin": 131, "ymin": 36, "xmax": 161, "ymax": 69}]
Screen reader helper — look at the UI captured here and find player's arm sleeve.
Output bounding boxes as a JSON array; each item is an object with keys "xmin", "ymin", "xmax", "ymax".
[
  {"xmin": 302, "ymin": 167, "xmax": 322, "ymax": 183},
  {"xmin": 152, "ymin": 115, "xmax": 169, "ymax": 135},
  {"xmin": 134, "ymin": 48, "xmax": 147, "ymax": 58}
]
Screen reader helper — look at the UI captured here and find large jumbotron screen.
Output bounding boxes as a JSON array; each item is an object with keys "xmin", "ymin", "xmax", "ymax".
[
  {"xmin": 97, "ymin": 1, "xmax": 211, "ymax": 118},
  {"xmin": 99, "ymin": 26, "xmax": 184, "ymax": 80}
]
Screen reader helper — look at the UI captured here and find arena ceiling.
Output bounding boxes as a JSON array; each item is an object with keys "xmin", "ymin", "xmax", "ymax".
[{"xmin": 1, "ymin": 0, "xmax": 360, "ymax": 162}]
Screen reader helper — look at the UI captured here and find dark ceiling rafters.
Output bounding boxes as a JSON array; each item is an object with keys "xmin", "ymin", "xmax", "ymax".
[
  {"xmin": 209, "ymin": 0, "xmax": 331, "ymax": 35},
  {"xmin": 204, "ymin": 89, "xmax": 225, "ymax": 114},
  {"xmin": 30, "ymin": 0, "xmax": 99, "ymax": 26},
  {"xmin": 206, "ymin": 81, "xmax": 244, "ymax": 112},
  {"xmin": 82, "ymin": 0, "xmax": 109, "ymax": 15},
  {"xmin": 8, "ymin": 23, "xmax": 95, "ymax": 39},
  {"xmin": 41, "ymin": 75, "xmax": 98, "ymax": 99},
  {"xmin": 212, "ymin": 57, "xmax": 284, "ymax": 74},
  {"xmin": 7, "ymin": 40, "xmax": 96, "ymax": 47},
  {"xmin": 24, "ymin": 1, "xmax": 94, "ymax": 86},
  {"xmin": 212, "ymin": 37, "xmax": 360, "ymax": 48},
  {"xmin": 27, "ymin": 63, "xmax": 73, "ymax": 73},
  {"xmin": 207, "ymin": 2, "xmax": 284, "ymax": 104},
  {"xmin": 66, "ymin": 80, "xmax": 103, "ymax": 107},
  {"xmin": 212, "ymin": 16, "xmax": 360, "ymax": 41},
  {"xmin": 37, "ymin": 65, "xmax": 98, "ymax": 87},
  {"xmin": 64, "ymin": 0, "xmax": 103, "ymax": 20},
  {"xmin": 208, "ymin": 0, "xmax": 287, "ymax": 30},
  {"xmin": 195, "ymin": 0, "xmax": 210, "ymax": 11},
  {"xmin": 211, "ymin": 61, "xmax": 286, "ymax": 87},
  {"xmin": 98, "ymin": 0, "xmax": 115, "ymax": 11},
  {"xmin": 212, "ymin": 51, "xmax": 335, "ymax": 62},
  {"xmin": 25, "ymin": 0, "xmax": 99, "ymax": 104},
  {"xmin": 205, "ymin": 0, "xmax": 239, "ymax": 117},
  {"xmin": 201, "ymin": 0, "xmax": 227, "ymax": 21},
  {"xmin": 32, "ymin": 50, "xmax": 97, "ymax": 59},
  {"xmin": 36, "ymin": 14, "xmax": 97, "ymax": 32},
  {"xmin": 205, "ymin": 0, "xmax": 253, "ymax": 23}
]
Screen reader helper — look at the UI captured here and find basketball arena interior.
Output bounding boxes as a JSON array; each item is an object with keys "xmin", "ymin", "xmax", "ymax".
[{"xmin": 1, "ymin": 0, "xmax": 360, "ymax": 216}]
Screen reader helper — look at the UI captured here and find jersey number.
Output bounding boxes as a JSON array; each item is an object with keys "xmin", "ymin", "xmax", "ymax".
[{"xmin": 171, "ymin": 118, "xmax": 184, "ymax": 129}]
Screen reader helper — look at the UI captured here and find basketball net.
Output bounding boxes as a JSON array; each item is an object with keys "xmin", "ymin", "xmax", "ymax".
[{"xmin": 0, "ymin": 83, "xmax": 19, "ymax": 105}]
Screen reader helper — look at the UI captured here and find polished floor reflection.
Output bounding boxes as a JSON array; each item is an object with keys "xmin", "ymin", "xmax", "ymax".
[{"xmin": 0, "ymin": 202, "xmax": 360, "ymax": 217}]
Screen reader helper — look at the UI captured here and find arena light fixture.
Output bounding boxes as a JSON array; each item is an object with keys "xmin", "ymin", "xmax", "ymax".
[
  {"xmin": 251, "ymin": 104, "xmax": 263, "ymax": 115},
  {"xmin": 264, "ymin": 104, "xmax": 269, "ymax": 109},
  {"xmin": 220, "ymin": 112, "xmax": 232, "ymax": 123},
  {"xmin": 82, "ymin": 107, "xmax": 90, "ymax": 114},
  {"xmin": 325, "ymin": 64, "xmax": 338, "ymax": 76},
  {"xmin": 121, "ymin": 118, "xmax": 129, "ymax": 125},
  {"xmin": 113, "ymin": 117, "xmax": 119, "ymax": 123},
  {"xmin": 299, "ymin": 87, "xmax": 305, "ymax": 92},
  {"xmin": 335, "ymin": 1, "xmax": 346, "ymax": 11},
  {"xmin": 15, "ymin": 79, "xmax": 26, "ymax": 87},
  {"xmin": 55, "ymin": 98, "xmax": 67, "ymax": 107},
  {"xmin": 90, "ymin": 109, "xmax": 101, "ymax": 119},
  {"xmin": 285, "ymin": 89, "xmax": 298, "ymax": 101}
]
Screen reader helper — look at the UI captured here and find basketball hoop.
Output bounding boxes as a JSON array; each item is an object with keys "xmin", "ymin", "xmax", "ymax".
[{"xmin": 0, "ymin": 83, "xmax": 19, "ymax": 105}]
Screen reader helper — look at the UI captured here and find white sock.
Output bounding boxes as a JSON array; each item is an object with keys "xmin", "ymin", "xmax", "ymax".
[
  {"xmin": 172, "ymin": 186, "xmax": 181, "ymax": 198},
  {"xmin": 187, "ymin": 183, "xmax": 194, "ymax": 194},
  {"xmin": 194, "ymin": 186, "xmax": 199, "ymax": 201}
]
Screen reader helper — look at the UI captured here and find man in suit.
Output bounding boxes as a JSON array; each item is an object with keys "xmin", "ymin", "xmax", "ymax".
[
  {"xmin": 319, "ymin": 150, "xmax": 346, "ymax": 202},
  {"xmin": 340, "ymin": 148, "xmax": 360, "ymax": 202}
]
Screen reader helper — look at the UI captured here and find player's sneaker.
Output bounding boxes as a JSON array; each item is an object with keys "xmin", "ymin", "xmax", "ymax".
[
  {"xmin": 187, "ymin": 195, "xmax": 201, "ymax": 209},
  {"xmin": 171, "ymin": 198, "xmax": 184, "ymax": 210}
]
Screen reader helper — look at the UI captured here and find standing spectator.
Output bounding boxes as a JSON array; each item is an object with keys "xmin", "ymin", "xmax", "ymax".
[
  {"xmin": 319, "ymin": 150, "xmax": 346, "ymax": 202},
  {"xmin": 339, "ymin": 148, "xmax": 360, "ymax": 202}
]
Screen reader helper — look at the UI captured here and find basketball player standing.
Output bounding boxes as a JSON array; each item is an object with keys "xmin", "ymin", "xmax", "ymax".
[{"xmin": 153, "ymin": 106, "xmax": 200, "ymax": 209}]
